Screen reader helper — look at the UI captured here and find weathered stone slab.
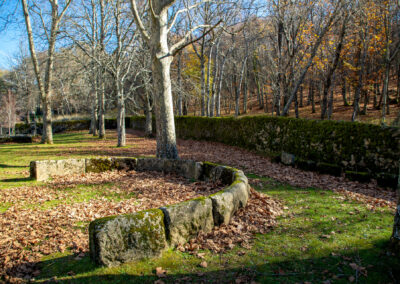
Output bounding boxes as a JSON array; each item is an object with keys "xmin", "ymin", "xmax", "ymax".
[
  {"xmin": 161, "ymin": 197, "xmax": 213, "ymax": 247},
  {"xmin": 112, "ymin": 157, "xmax": 137, "ymax": 171},
  {"xmin": 226, "ymin": 181, "xmax": 249, "ymax": 211},
  {"xmin": 210, "ymin": 177, "xmax": 249, "ymax": 226},
  {"xmin": 163, "ymin": 159, "xmax": 203, "ymax": 179},
  {"xmin": 89, "ymin": 209, "xmax": 167, "ymax": 267},
  {"xmin": 281, "ymin": 152, "xmax": 295, "ymax": 166},
  {"xmin": 30, "ymin": 159, "xmax": 86, "ymax": 181},
  {"xmin": 233, "ymin": 170, "xmax": 250, "ymax": 193},
  {"xmin": 85, "ymin": 157, "xmax": 137, "ymax": 173},
  {"xmin": 85, "ymin": 158, "xmax": 114, "ymax": 173},
  {"xmin": 136, "ymin": 158, "xmax": 165, "ymax": 172},
  {"xmin": 210, "ymin": 190, "xmax": 235, "ymax": 226},
  {"xmin": 202, "ymin": 162, "xmax": 235, "ymax": 185}
]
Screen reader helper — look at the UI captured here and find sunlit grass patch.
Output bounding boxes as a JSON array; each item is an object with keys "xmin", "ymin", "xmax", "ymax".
[{"xmin": 35, "ymin": 175, "xmax": 399, "ymax": 283}]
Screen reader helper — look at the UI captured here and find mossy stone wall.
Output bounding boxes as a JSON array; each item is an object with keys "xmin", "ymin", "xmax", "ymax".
[
  {"xmin": 20, "ymin": 115, "xmax": 400, "ymax": 177},
  {"xmin": 130, "ymin": 116, "xmax": 399, "ymax": 177}
]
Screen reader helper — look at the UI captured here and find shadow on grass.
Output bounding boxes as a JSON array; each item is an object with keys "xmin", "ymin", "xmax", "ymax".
[
  {"xmin": 0, "ymin": 177, "xmax": 33, "ymax": 183},
  {"xmin": 16, "ymin": 240, "xmax": 399, "ymax": 284},
  {"xmin": 0, "ymin": 164, "xmax": 29, "ymax": 168},
  {"xmin": 3, "ymin": 149, "xmax": 155, "ymax": 159}
]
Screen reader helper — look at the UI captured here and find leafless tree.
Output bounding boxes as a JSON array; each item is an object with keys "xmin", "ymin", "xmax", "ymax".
[{"xmin": 21, "ymin": 0, "xmax": 72, "ymax": 144}]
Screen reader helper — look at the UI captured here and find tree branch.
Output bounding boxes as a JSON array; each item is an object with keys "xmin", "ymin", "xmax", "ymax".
[
  {"xmin": 129, "ymin": 0, "xmax": 150, "ymax": 43},
  {"xmin": 170, "ymin": 20, "xmax": 221, "ymax": 56}
]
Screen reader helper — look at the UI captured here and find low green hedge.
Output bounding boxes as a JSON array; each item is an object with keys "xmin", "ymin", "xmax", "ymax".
[
  {"xmin": 15, "ymin": 117, "xmax": 136, "ymax": 133},
  {"xmin": 130, "ymin": 115, "xmax": 399, "ymax": 178},
  {"xmin": 15, "ymin": 115, "xmax": 400, "ymax": 178},
  {"xmin": 15, "ymin": 119, "xmax": 91, "ymax": 134}
]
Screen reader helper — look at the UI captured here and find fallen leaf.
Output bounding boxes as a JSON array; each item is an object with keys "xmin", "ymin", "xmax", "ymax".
[
  {"xmin": 155, "ymin": 267, "xmax": 167, "ymax": 278},
  {"xmin": 199, "ymin": 261, "xmax": 208, "ymax": 268}
]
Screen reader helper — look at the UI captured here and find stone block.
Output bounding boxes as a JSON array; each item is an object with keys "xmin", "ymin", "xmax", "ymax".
[
  {"xmin": 112, "ymin": 157, "xmax": 137, "ymax": 171},
  {"xmin": 295, "ymin": 158, "xmax": 317, "ymax": 171},
  {"xmin": 345, "ymin": 171, "xmax": 371, "ymax": 183},
  {"xmin": 210, "ymin": 171, "xmax": 249, "ymax": 226},
  {"xmin": 30, "ymin": 159, "xmax": 86, "ymax": 181},
  {"xmin": 316, "ymin": 162, "xmax": 342, "ymax": 177},
  {"xmin": 89, "ymin": 209, "xmax": 167, "ymax": 267},
  {"xmin": 163, "ymin": 159, "xmax": 203, "ymax": 179},
  {"xmin": 160, "ymin": 197, "xmax": 213, "ymax": 247},
  {"xmin": 281, "ymin": 152, "xmax": 295, "ymax": 166},
  {"xmin": 85, "ymin": 158, "xmax": 114, "ymax": 173},
  {"xmin": 210, "ymin": 190, "xmax": 235, "ymax": 226},
  {"xmin": 377, "ymin": 173, "xmax": 398, "ymax": 190},
  {"xmin": 202, "ymin": 163, "xmax": 235, "ymax": 185},
  {"xmin": 136, "ymin": 158, "xmax": 165, "ymax": 172}
]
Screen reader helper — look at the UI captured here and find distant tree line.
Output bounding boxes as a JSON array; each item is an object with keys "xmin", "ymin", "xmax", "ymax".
[{"xmin": 0, "ymin": 0, "xmax": 399, "ymax": 150}]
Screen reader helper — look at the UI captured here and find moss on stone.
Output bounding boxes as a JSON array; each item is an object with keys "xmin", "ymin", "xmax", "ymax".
[
  {"xmin": 345, "ymin": 171, "xmax": 371, "ymax": 183},
  {"xmin": 377, "ymin": 173, "xmax": 398, "ymax": 190},
  {"xmin": 89, "ymin": 209, "xmax": 167, "ymax": 266},
  {"xmin": 86, "ymin": 158, "xmax": 114, "ymax": 173},
  {"xmin": 316, "ymin": 162, "xmax": 342, "ymax": 177},
  {"xmin": 295, "ymin": 158, "xmax": 317, "ymax": 171}
]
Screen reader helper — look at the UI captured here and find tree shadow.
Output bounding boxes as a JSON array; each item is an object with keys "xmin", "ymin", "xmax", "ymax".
[
  {"xmin": 0, "ymin": 164, "xmax": 29, "ymax": 168},
  {"xmin": 0, "ymin": 177, "xmax": 33, "ymax": 183},
  {"xmin": 7, "ymin": 240, "xmax": 399, "ymax": 284}
]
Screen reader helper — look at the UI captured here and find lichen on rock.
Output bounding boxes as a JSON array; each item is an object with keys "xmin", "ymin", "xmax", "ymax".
[
  {"xmin": 89, "ymin": 209, "xmax": 167, "ymax": 267},
  {"xmin": 160, "ymin": 197, "xmax": 214, "ymax": 247}
]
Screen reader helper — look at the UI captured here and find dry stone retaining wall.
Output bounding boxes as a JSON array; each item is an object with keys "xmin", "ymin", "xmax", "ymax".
[{"xmin": 29, "ymin": 158, "xmax": 250, "ymax": 266}]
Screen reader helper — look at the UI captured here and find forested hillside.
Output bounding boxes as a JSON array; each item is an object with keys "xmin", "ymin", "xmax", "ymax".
[{"xmin": 1, "ymin": 0, "xmax": 399, "ymax": 136}]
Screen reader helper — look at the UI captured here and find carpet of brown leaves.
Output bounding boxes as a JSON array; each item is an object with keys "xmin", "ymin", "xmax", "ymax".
[
  {"xmin": 106, "ymin": 129, "xmax": 395, "ymax": 207},
  {"xmin": 180, "ymin": 188, "xmax": 282, "ymax": 254},
  {"xmin": 0, "ymin": 170, "xmax": 223, "ymax": 283},
  {"xmin": 0, "ymin": 129, "xmax": 396, "ymax": 283}
]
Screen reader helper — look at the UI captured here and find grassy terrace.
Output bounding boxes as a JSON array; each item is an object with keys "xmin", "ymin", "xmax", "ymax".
[{"xmin": 0, "ymin": 132, "xmax": 398, "ymax": 283}]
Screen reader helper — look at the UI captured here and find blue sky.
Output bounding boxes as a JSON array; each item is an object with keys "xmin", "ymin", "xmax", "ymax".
[
  {"xmin": 0, "ymin": 0, "xmax": 24, "ymax": 70},
  {"xmin": 0, "ymin": 28, "xmax": 23, "ymax": 70}
]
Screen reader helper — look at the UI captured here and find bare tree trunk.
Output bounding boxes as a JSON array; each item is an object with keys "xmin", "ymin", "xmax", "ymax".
[
  {"xmin": 177, "ymin": 51, "xmax": 183, "ymax": 116},
  {"xmin": 152, "ymin": 55, "xmax": 178, "ymax": 158},
  {"xmin": 342, "ymin": 77, "xmax": 349, "ymax": 106},
  {"xmin": 144, "ymin": 95, "xmax": 153, "ymax": 137},
  {"xmin": 22, "ymin": 0, "xmax": 71, "ymax": 144},
  {"xmin": 200, "ymin": 40, "xmax": 206, "ymax": 116},
  {"xmin": 308, "ymin": 80, "xmax": 315, "ymax": 113},
  {"xmin": 210, "ymin": 41, "xmax": 219, "ymax": 118},
  {"xmin": 234, "ymin": 57, "xmax": 248, "ymax": 117},
  {"xmin": 98, "ymin": 76, "xmax": 106, "ymax": 139},
  {"xmin": 206, "ymin": 44, "xmax": 213, "ymax": 117},
  {"xmin": 294, "ymin": 91, "xmax": 299, "ymax": 118},
  {"xmin": 263, "ymin": 85, "xmax": 268, "ymax": 113},
  {"xmin": 352, "ymin": 43, "xmax": 367, "ymax": 122},
  {"xmin": 216, "ymin": 53, "xmax": 227, "ymax": 117},
  {"xmin": 98, "ymin": 0, "xmax": 106, "ymax": 139},
  {"xmin": 281, "ymin": 7, "xmax": 340, "ymax": 116},
  {"xmin": 361, "ymin": 89, "xmax": 369, "ymax": 115},
  {"xmin": 243, "ymin": 66, "xmax": 248, "ymax": 114},
  {"xmin": 382, "ymin": 45, "xmax": 390, "ymax": 124},
  {"xmin": 117, "ymin": 92, "xmax": 126, "ymax": 147},
  {"xmin": 183, "ymin": 98, "xmax": 188, "ymax": 115},
  {"xmin": 130, "ymin": 0, "xmax": 220, "ymax": 158},
  {"xmin": 90, "ymin": 90, "xmax": 98, "ymax": 135},
  {"xmin": 299, "ymin": 85, "xmax": 303, "ymax": 107},
  {"xmin": 397, "ymin": 63, "xmax": 400, "ymax": 104},
  {"xmin": 328, "ymin": 75, "xmax": 335, "ymax": 119},
  {"xmin": 390, "ymin": 162, "xmax": 400, "ymax": 254},
  {"xmin": 234, "ymin": 74, "xmax": 240, "ymax": 117}
]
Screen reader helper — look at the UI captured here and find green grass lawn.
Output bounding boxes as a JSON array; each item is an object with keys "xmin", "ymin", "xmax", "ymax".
[{"xmin": 0, "ymin": 132, "xmax": 399, "ymax": 283}]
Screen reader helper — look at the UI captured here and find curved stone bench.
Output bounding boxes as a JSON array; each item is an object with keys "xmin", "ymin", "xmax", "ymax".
[{"xmin": 29, "ymin": 157, "xmax": 250, "ymax": 267}]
